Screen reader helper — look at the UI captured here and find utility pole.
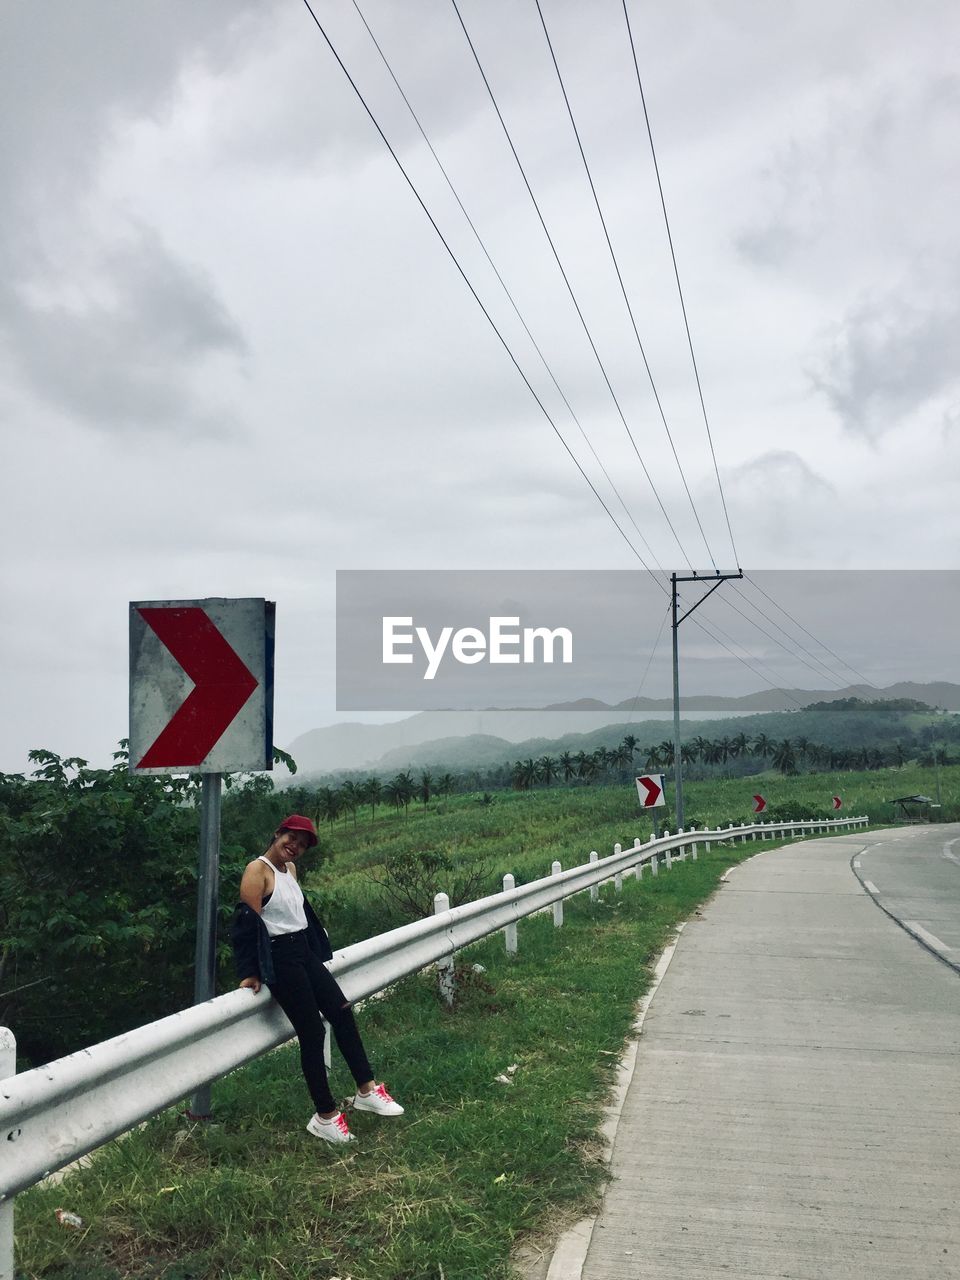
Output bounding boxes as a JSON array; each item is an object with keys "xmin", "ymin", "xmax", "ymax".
[{"xmin": 671, "ymin": 569, "xmax": 743, "ymax": 830}]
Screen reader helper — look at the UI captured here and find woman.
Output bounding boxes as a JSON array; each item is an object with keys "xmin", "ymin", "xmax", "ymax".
[{"xmin": 231, "ymin": 813, "xmax": 403, "ymax": 1145}]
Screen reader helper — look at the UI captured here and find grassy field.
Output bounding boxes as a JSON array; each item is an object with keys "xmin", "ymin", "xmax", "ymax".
[
  {"xmin": 13, "ymin": 763, "xmax": 958, "ymax": 1280},
  {"xmin": 305, "ymin": 761, "xmax": 958, "ymax": 947}
]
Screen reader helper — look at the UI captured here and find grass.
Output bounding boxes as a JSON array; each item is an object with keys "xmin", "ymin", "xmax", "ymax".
[
  {"xmin": 14, "ymin": 761, "xmax": 957, "ymax": 1279},
  {"xmin": 306, "ymin": 762, "xmax": 958, "ymax": 945},
  {"xmin": 19, "ymin": 841, "xmax": 767, "ymax": 1280}
]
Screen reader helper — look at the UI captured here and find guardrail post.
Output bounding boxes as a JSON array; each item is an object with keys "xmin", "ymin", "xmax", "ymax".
[
  {"xmin": 649, "ymin": 836, "xmax": 659, "ymax": 877},
  {"xmin": 502, "ymin": 874, "xmax": 517, "ymax": 956},
  {"xmin": 434, "ymin": 892, "xmax": 455, "ymax": 1006},
  {"xmin": 663, "ymin": 832, "xmax": 673, "ymax": 870},
  {"xmin": 552, "ymin": 862, "xmax": 563, "ymax": 927},
  {"xmin": 633, "ymin": 837, "xmax": 643, "ymax": 879},
  {"xmin": 676, "ymin": 826, "xmax": 685, "ymax": 861},
  {"xmin": 690, "ymin": 825, "xmax": 698, "ymax": 861},
  {"xmin": 613, "ymin": 844, "xmax": 623, "ymax": 893},
  {"xmin": 705, "ymin": 827, "xmax": 711, "ymax": 852},
  {"xmin": 589, "ymin": 851, "xmax": 599, "ymax": 902},
  {"xmin": 1, "ymin": 1026, "xmax": 14, "ymax": 1280}
]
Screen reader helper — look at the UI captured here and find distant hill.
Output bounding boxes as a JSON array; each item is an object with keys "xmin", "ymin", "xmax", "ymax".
[{"xmin": 286, "ymin": 682, "xmax": 960, "ymax": 778}]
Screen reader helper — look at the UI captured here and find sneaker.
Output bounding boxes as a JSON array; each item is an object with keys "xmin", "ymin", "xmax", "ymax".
[
  {"xmin": 352, "ymin": 1082, "xmax": 404, "ymax": 1116},
  {"xmin": 306, "ymin": 1111, "xmax": 356, "ymax": 1144}
]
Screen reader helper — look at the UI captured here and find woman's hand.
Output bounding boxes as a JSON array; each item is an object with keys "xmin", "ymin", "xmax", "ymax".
[{"xmin": 240, "ymin": 976, "xmax": 262, "ymax": 994}]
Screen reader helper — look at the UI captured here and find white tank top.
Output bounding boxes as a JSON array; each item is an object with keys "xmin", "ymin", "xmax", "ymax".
[{"xmin": 258, "ymin": 854, "xmax": 309, "ymax": 938}]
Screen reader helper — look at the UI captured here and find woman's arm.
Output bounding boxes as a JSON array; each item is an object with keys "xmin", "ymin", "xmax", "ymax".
[{"xmin": 237, "ymin": 860, "xmax": 270, "ymax": 991}]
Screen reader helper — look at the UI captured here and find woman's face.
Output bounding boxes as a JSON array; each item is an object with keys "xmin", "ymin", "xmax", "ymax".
[{"xmin": 273, "ymin": 829, "xmax": 311, "ymax": 862}]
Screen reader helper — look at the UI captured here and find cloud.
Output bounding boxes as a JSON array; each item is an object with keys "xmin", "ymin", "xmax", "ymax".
[
  {"xmin": 809, "ymin": 280, "xmax": 960, "ymax": 439},
  {"xmin": 2, "ymin": 225, "xmax": 247, "ymax": 435}
]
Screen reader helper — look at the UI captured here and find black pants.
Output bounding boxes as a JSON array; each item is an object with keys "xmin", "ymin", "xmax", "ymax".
[{"xmin": 268, "ymin": 931, "xmax": 373, "ymax": 1115}]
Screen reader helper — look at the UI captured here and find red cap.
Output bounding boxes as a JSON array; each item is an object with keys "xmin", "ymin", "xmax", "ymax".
[{"xmin": 277, "ymin": 814, "xmax": 318, "ymax": 847}]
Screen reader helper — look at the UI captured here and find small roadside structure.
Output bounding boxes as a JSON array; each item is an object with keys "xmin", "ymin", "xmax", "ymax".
[{"xmin": 892, "ymin": 794, "xmax": 934, "ymax": 823}]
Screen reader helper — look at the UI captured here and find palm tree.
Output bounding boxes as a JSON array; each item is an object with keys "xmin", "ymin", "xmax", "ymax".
[
  {"xmin": 362, "ymin": 776, "xmax": 383, "ymax": 819},
  {"xmin": 751, "ymin": 732, "xmax": 773, "ymax": 760},
  {"xmin": 339, "ymin": 779, "xmax": 362, "ymax": 827},
  {"xmin": 537, "ymin": 756, "xmax": 558, "ymax": 786},
  {"xmin": 657, "ymin": 741, "xmax": 675, "ymax": 768},
  {"xmin": 772, "ymin": 739, "xmax": 797, "ymax": 775},
  {"xmin": 436, "ymin": 773, "xmax": 456, "ymax": 797},
  {"xmin": 384, "ymin": 777, "xmax": 405, "ymax": 814},
  {"xmin": 731, "ymin": 732, "xmax": 749, "ymax": 759},
  {"xmin": 316, "ymin": 786, "xmax": 342, "ymax": 826},
  {"xmin": 575, "ymin": 751, "xmax": 596, "ymax": 783},
  {"xmin": 512, "ymin": 758, "xmax": 537, "ymax": 791},
  {"xmin": 558, "ymin": 751, "xmax": 576, "ymax": 783},
  {"xmin": 418, "ymin": 771, "xmax": 433, "ymax": 807},
  {"xmin": 389, "ymin": 771, "xmax": 416, "ymax": 815},
  {"xmin": 621, "ymin": 734, "xmax": 638, "ymax": 762}
]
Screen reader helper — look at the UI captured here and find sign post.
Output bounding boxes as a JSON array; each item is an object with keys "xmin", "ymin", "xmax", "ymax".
[{"xmin": 130, "ymin": 598, "xmax": 274, "ymax": 1118}]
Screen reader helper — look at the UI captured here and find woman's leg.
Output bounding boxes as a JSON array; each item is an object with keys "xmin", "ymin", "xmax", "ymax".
[
  {"xmin": 302, "ymin": 952, "xmax": 375, "ymax": 1089},
  {"xmin": 269, "ymin": 953, "xmax": 338, "ymax": 1115}
]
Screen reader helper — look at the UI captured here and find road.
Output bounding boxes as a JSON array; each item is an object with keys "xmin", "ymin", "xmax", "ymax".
[
  {"xmin": 852, "ymin": 824, "xmax": 960, "ymax": 968},
  {"xmin": 568, "ymin": 824, "xmax": 960, "ymax": 1280}
]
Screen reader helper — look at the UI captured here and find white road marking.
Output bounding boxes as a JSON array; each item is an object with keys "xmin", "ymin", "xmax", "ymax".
[
  {"xmin": 905, "ymin": 922, "xmax": 952, "ymax": 953},
  {"xmin": 943, "ymin": 838, "xmax": 960, "ymax": 867},
  {"xmin": 853, "ymin": 859, "xmax": 861, "ymax": 869},
  {"xmin": 863, "ymin": 880, "xmax": 880, "ymax": 894}
]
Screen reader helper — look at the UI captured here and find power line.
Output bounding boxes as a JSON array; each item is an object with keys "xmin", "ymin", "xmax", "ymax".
[
  {"xmin": 298, "ymin": 0, "xmax": 655, "ymax": 571},
  {"xmin": 685, "ymin": 612, "xmax": 807, "ymax": 710},
  {"xmin": 710, "ymin": 590, "xmax": 857, "ymax": 691},
  {"xmin": 448, "ymin": 0, "xmax": 695, "ymax": 570},
  {"xmin": 534, "ymin": 0, "xmax": 718, "ymax": 572},
  {"xmin": 728, "ymin": 580, "xmax": 877, "ymax": 693},
  {"xmin": 621, "ymin": 0, "xmax": 740, "ymax": 570},
  {"xmin": 743, "ymin": 574, "xmax": 878, "ymax": 692},
  {"xmin": 349, "ymin": 0, "xmax": 669, "ymax": 584}
]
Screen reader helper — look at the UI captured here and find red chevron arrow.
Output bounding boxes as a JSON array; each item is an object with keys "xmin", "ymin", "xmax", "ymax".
[
  {"xmin": 832, "ymin": 795, "xmax": 842, "ymax": 810},
  {"xmin": 135, "ymin": 607, "xmax": 258, "ymax": 769},
  {"xmin": 636, "ymin": 775, "xmax": 663, "ymax": 807},
  {"xmin": 753, "ymin": 794, "xmax": 767, "ymax": 813}
]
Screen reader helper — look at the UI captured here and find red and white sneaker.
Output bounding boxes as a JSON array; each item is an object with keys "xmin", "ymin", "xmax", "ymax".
[
  {"xmin": 352, "ymin": 1082, "xmax": 404, "ymax": 1116},
  {"xmin": 306, "ymin": 1111, "xmax": 356, "ymax": 1144}
]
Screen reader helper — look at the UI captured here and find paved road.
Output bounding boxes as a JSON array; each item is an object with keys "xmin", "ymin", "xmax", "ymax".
[
  {"xmin": 852, "ymin": 825, "xmax": 960, "ymax": 966},
  {"xmin": 579, "ymin": 825, "xmax": 960, "ymax": 1280}
]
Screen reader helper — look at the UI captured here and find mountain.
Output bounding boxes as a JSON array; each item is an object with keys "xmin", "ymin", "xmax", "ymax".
[{"xmin": 285, "ymin": 682, "xmax": 960, "ymax": 776}]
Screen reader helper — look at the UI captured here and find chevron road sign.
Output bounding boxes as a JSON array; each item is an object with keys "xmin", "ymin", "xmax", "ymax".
[
  {"xmin": 753, "ymin": 794, "xmax": 767, "ymax": 813},
  {"xmin": 636, "ymin": 774, "xmax": 666, "ymax": 808},
  {"xmin": 129, "ymin": 598, "xmax": 275, "ymax": 774}
]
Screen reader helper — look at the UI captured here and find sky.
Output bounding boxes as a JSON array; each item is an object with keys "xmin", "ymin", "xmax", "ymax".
[{"xmin": 1, "ymin": 0, "xmax": 958, "ymax": 774}]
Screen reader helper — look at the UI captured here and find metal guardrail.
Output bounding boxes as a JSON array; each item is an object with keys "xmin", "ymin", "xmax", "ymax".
[{"xmin": 0, "ymin": 814, "xmax": 867, "ymax": 1211}]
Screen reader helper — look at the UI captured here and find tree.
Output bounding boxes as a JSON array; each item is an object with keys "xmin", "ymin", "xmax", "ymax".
[
  {"xmin": 362, "ymin": 776, "xmax": 383, "ymax": 819},
  {"xmin": 558, "ymin": 751, "xmax": 576, "ymax": 783},
  {"xmin": 418, "ymin": 772, "xmax": 434, "ymax": 808},
  {"xmin": 338, "ymin": 780, "xmax": 362, "ymax": 827},
  {"xmin": 772, "ymin": 739, "xmax": 797, "ymax": 775},
  {"xmin": 751, "ymin": 732, "xmax": 773, "ymax": 760},
  {"xmin": 512, "ymin": 759, "xmax": 537, "ymax": 791},
  {"xmin": 0, "ymin": 749, "xmax": 204, "ymax": 1065},
  {"xmin": 537, "ymin": 756, "xmax": 557, "ymax": 786},
  {"xmin": 575, "ymin": 751, "xmax": 596, "ymax": 783}
]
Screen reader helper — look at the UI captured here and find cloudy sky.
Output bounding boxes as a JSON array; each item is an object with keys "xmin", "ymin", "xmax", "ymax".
[{"xmin": 2, "ymin": 0, "xmax": 958, "ymax": 773}]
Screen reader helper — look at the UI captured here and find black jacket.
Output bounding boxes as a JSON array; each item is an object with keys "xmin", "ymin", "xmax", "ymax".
[{"xmin": 230, "ymin": 897, "xmax": 333, "ymax": 987}]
